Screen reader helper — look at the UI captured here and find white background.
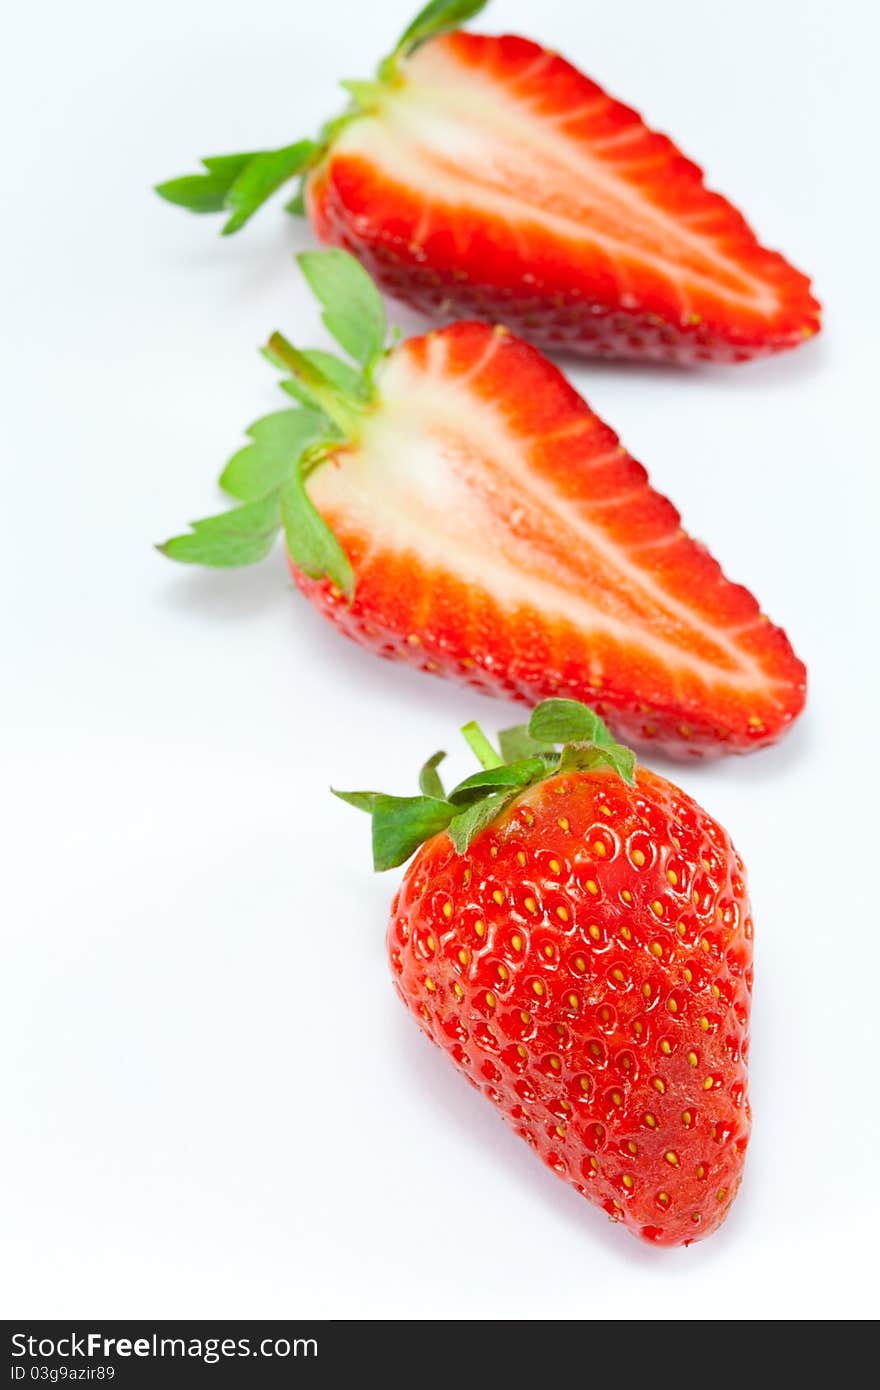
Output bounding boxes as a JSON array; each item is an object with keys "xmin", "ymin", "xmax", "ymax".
[{"xmin": 3, "ymin": 0, "xmax": 878, "ymax": 1320}]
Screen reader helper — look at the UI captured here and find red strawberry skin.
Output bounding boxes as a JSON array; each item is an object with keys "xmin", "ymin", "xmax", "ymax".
[
  {"xmin": 386, "ymin": 766, "xmax": 752, "ymax": 1247},
  {"xmin": 308, "ymin": 31, "xmax": 820, "ymax": 363},
  {"xmin": 298, "ymin": 321, "xmax": 806, "ymax": 758}
]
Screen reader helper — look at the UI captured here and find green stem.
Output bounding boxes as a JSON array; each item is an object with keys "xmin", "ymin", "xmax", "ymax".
[
  {"xmin": 461, "ymin": 721, "xmax": 504, "ymax": 770},
  {"xmin": 267, "ymin": 332, "xmax": 364, "ymax": 438}
]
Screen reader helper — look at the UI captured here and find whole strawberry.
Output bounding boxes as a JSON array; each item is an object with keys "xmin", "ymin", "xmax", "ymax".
[{"xmin": 337, "ymin": 699, "xmax": 752, "ymax": 1246}]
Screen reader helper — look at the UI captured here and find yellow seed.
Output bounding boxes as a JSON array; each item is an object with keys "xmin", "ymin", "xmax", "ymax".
[
  {"xmin": 660, "ymin": 1039, "xmax": 672, "ymax": 1056},
  {"xmin": 523, "ymin": 812, "xmax": 534, "ymax": 826},
  {"xmin": 492, "ymin": 890, "xmax": 504, "ymax": 906},
  {"xmin": 676, "ymin": 921, "xmax": 687, "ymax": 937},
  {"xmin": 687, "ymin": 1051, "xmax": 698, "ymax": 1067},
  {"xmin": 497, "ymin": 964, "xmax": 508, "ymax": 981},
  {"xmin": 632, "ymin": 848, "xmax": 646, "ymax": 867},
  {"xmin": 665, "ymin": 1151, "xmax": 679, "ymax": 1167},
  {"xmin": 712, "ymin": 983, "xmax": 721, "ymax": 998},
  {"xmin": 516, "ymin": 851, "xmax": 526, "ymax": 867},
  {"xmin": 590, "ymin": 1156, "xmax": 599, "ymax": 1171},
  {"xmin": 520, "ymin": 1011, "xmax": 531, "ymax": 1025},
  {"xmin": 748, "ymin": 715, "xmax": 763, "ymax": 729},
  {"xmin": 442, "ymin": 902, "xmax": 453, "ymax": 920},
  {"xmin": 453, "ymin": 983, "xmax": 464, "ymax": 998},
  {"xmin": 490, "ymin": 846, "xmax": 498, "ymax": 859},
  {"xmin": 667, "ymin": 869, "xmax": 678, "ymax": 886},
  {"xmin": 642, "ymin": 983, "xmax": 652, "ymax": 998},
  {"xmin": 549, "ymin": 1056, "xmax": 561, "ymax": 1071},
  {"xmin": 702, "ymin": 858, "xmax": 711, "ymax": 872},
  {"xmin": 700, "ymin": 1016, "xmax": 710, "ymax": 1032},
  {"xmin": 627, "ymin": 1142, "xmax": 638, "ymax": 1156},
  {"xmin": 621, "ymin": 890, "xmax": 633, "ymax": 903},
  {"xmin": 426, "ymin": 935, "xmax": 435, "ymax": 952},
  {"xmin": 590, "ymin": 1043, "xmax": 602, "ymax": 1059},
  {"xmin": 532, "ymin": 980, "xmax": 545, "ymax": 997},
  {"xmin": 600, "ymin": 804, "xmax": 612, "ymax": 816},
  {"xmin": 485, "ymin": 991, "xmax": 496, "ymax": 1009},
  {"xmin": 657, "ymin": 1191, "xmax": 670, "ymax": 1205},
  {"xmin": 717, "ymin": 1188, "xmax": 728, "ymax": 1203},
  {"xmin": 549, "ymin": 858, "xmax": 561, "ymax": 874},
  {"xmin": 425, "ymin": 978, "xmax": 436, "ymax": 992},
  {"xmin": 586, "ymin": 879, "xmax": 599, "ymax": 896},
  {"xmin": 458, "ymin": 949, "xmax": 468, "ymax": 965},
  {"xmin": 653, "ymin": 1078, "xmax": 666, "ymax": 1094},
  {"xmin": 622, "ymin": 1174, "xmax": 634, "ymax": 1190},
  {"xmin": 703, "ymin": 1076, "xmax": 714, "ymax": 1090},
  {"xmin": 558, "ymin": 817, "xmax": 570, "ymax": 831},
  {"xmin": 543, "ymin": 944, "xmax": 554, "ymax": 959},
  {"xmin": 589, "ymin": 924, "xmax": 601, "ymax": 941},
  {"xmin": 568, "ymin": 993, "xmax": 579, "ymax": 1010},
  {"xmin": 633, "ymin": 1020, "xmax": 644, "ymax": 1037},
  {"xmin": 475, "ymin": 920, "xmax": 485, "ymax": 938},
  {"xmin": 667, "ymin": 997, "xmax": 679, "ymax": 1014},
  {"xmin": 612, "ymin": 968, "xmax": 625, "ymax": 983},
  {"xmin": 697, "ymin": 1165, "xmax": 706, "ymax": 1179},
  {"xmin": 645, "ymin": 1113, "xmax": 657, "ymax": 1128},
  {"xmin": 573, "ymin": 955, "xmax": 586, "ymax": 972},
  {"xmin": 651, "ymin": 941, "xmax": 663, "ymax": 957},
  {"xmin": 511, "ymin": 934, "xmax": 523, "ymax": 952},
  {"xmin": 420, "ymin": 1004, "xmax": 430, "ymax": 1019},
  {"xmin": 611, "ymin": 1091, "xmax": 622, "ymax": 1107},
  {"xmin": 593, "ymin": 841, "xmax": 607, "ymax": 858},
  {"xmin": 555, "ymin": 1124, "xmax": 566, "ymax": 1139},
  {"xmin": 651, "ymin": 900, "xmax": 663, "ymax": 918},
  {"xmin": 620, "ymin": 925, "xmax": 632, "ymax": 941},
  {"xmin": 701, "ymin": 936, "xmax": 710, "ymax": 951},
  {"xmin": 683, "ymin": 967, "xmax": 693, "ymax": 984},
  {"xmin": 580, "ymin": 1076, "xmax": 591, "ymax": 1092},
  {"xmin": 556, "ymin": 905, "xmax": 569, "ymax": 923},
  {"xmin": 517, "ymin": 1045, "xmax": 527, "ymax": 1059},
  {"xmin": 524, "ymin": 897, "xmax": 537, "ymax": 914},
  {"xmin": 682, "ymin": 1110, "xmax": 692, "ymax": 1127}
]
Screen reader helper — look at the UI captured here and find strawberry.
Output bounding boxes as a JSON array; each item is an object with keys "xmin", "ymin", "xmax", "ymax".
[
  {"xmin": 335, "ymin": 698, "xmax": 753, "ymax": 1247},
  {"xmin": 156, "ymin": 0, "xmax": 820, "ymax": 364},
  {"xmin": 159, "ymin": 250, "xmax": 806, "ymax": 756}
]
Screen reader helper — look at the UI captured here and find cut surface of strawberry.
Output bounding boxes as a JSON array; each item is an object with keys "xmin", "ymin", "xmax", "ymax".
[
  {"xmin": 157, "ymin": 0, "xmax": 820, "ymax": 364},
  {"xmin": 159, "ymin": 250, "xmax": 806, "ymax": 757}
]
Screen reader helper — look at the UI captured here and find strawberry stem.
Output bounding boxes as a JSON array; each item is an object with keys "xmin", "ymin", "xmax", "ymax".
[
  {"xmin": 461, "ymin": 720, "xmax": 504, "ymax": 770},
  {"xmin": 267, "ymin": 332, "xmax": 365, "ymax": 439}
]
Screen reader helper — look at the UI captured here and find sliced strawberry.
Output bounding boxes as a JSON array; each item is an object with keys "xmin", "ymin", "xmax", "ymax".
[
  {"xmin": 160, "ymin": 250, "xmax": 806, "ymax": 757},
  {"xmin": 310, "ymin": 32, "xmax": 819, "ymax": 363},
  {"xmin": 157, "ymin": 3, "xmax": 820, "ymax": 364}
]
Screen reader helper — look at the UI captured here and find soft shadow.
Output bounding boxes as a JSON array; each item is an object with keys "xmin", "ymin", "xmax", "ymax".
[{"xmin": 155, "ymin": 555, "xmax": 288, "ymax": 623}]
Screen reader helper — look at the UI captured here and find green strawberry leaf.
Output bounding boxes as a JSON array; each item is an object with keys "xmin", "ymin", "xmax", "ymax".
[
  {"xmin": 155, "ymin": 152, "xmax": 260, "ymax": 213},
  {"xmin": 221, "ymin": 140, "xmax": 316, "ymax": 235},
  {"xmin": 498, "ymin": 723, "xmax": 556, "ymax": 762},
  {"xmin": 219, "ymin": 407, "xmax": 324, "ymax": 501},
  {"xmin": 157, "ymin": 493, "xmax": 281, "ymax": 567},
  {"xmin": 285, "ymin": 185, "xmax": 307, "ymax": 217},
  {"xmin": 333, "ymin": 791, "xmax": 455, "ymax": 871},
  {"xmin": 559, "ymin": 741, "xmax": 637, "ymax": 786},
  {"xmin": 394, "ymin": 0, "xmax": 489, "ymax": 56},
  {"xmin": 297, "ymin": 249, "xmax": 387, "ymax": 369},
  {"xmin": 460, "ymin": 720, "xmax": 504, "ymax": 771},
  {"xmin": 448, "ymin": 791, "xmax": 514, "ymax": 854},
  {"xmin": 418, "ymin": 751, "xmax": 447, "ymax": 800},
  {"xmin": 280, "ymin": 466, "xmax": 355, "ymax": 596},
  {"xmin": 447, "ymin": 757, "xmax": 546, "ymax": 804},
  {"xmin": 528, "ymin": 698, "xmax": 616, "ymax": 747}
]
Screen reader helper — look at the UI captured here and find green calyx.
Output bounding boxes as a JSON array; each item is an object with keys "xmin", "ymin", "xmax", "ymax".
[
  {"xmin": 154, "ymin": 1, "xmax": 490, "ymax": 234},
  {"xmin": 157, "ymin": 249, "xmax": 388, "ymax": 594},
  {"xmin": 334, "ymin": 699, "xmax": 637, "ymax": 871}
]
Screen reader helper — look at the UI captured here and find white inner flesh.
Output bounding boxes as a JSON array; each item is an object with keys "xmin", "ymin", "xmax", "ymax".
[{"xmin": 308, "ymin": 336, "xmax": 771, "ymax": 692}]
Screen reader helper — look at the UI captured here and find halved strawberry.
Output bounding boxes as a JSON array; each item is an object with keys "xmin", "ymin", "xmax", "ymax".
[
  {"xmin": 156, "ymin": 0, "xmax": 820, "ymax": 364},
  {"xmin": 159, "ymin": 250, "xmax": 806, "ymax": 756}
]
